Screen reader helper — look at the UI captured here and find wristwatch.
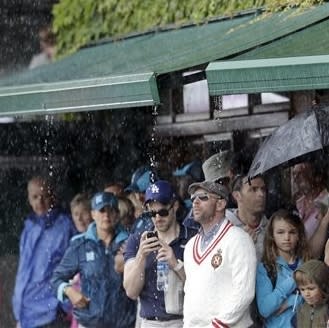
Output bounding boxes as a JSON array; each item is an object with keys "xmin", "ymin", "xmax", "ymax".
[{"xmin": 173, "ymin": 259, "xmax": 184, "ymax": 272}]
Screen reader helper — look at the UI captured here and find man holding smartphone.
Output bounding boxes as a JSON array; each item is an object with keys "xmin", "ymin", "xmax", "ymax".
[{"xmin": 123, "ymin": 180, "xmax": 196, "ymax": 328}]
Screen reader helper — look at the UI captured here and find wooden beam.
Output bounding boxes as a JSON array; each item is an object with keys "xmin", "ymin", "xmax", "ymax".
[
  {"xmin": 253, "ymin": 101, "xmax": 290, "ymax": 114},
  {"xmin": 155, "ymin": 111, "xmax": 288, "ymax": 137},
  {"xmin": 182, "ymin": 71, "xmax": 206, "ymax": 85}
]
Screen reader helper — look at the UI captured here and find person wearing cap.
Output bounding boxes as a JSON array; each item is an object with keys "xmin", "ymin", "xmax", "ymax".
[
  {"xmin": 12, "ymin": 176, "xmax": 75, "ymax": 328},
  {"xmin": 125, "ymin": 166, "xmax": 154, "ymax": 235},
  {"xmin": 51, "ymin": 192, "xmax": 136, "ymax": 328},
  {"xmin": 173, "ymin": 160, "xmax": 204, "ymax": 232},
  {"xmin": 293, "ymin": 259, "xmax": 329, "ymax": 328},
  {"xmin": 125, "ymin": 166, "xmax": 151, "ymax": 197},
  {"xmin": 202, "ymin": 151, "xmax": 233, "ymax": 186},
  {"xmin": 173, "ymin": 160, "xmax": 204, "ymax": 209},
  {"xmin": 202, "ymin": 150, "xmax": 239, "ymax": 207},
  {"xmin": 183, "ymin": 179, "xmax": 257, "ymax": 328},
  {"xmin": 123, "ymin": 180, "xmax": 196, "ymax": 328}
]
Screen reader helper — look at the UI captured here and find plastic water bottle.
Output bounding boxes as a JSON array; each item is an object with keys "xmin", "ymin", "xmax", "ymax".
[{"xmin": 156, "ymin": 260, "xmax": 169, "ymax": 291}]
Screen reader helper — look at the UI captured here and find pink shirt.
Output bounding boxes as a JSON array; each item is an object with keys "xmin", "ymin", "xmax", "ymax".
[
  {"xmin": 70, "ymin": 274, "xmax": 81, "ymax": 328},
  {"xmin": 296, "ymin": 189, "xmax": 329, "ymax": 239}
]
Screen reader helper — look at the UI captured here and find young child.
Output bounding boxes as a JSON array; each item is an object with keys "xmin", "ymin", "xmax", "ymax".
[
  {"xmin": 69, "ymin": 193, "xmax": 93, "ymax": 328},
  {"xmin": 70, "ymin": 193, "xmax": 93, "ymax": 233},
  {"xmin": 256, "ymin": 209, "xmax": 310, "ymax": 327},
  {"xmin": 293, "ymin": 259, "xmax": 329, "ymax": 328}
]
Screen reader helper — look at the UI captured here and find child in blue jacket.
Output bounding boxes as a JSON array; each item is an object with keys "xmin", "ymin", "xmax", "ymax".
[{"xmin": 256, "ymin": 209, "xmax": 310, "ymax": 327}]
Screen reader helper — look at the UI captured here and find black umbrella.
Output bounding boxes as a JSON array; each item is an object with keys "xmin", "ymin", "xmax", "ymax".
[{"xmin": 248, "ymin": 106, "xmax": 329, "ymax": 178}]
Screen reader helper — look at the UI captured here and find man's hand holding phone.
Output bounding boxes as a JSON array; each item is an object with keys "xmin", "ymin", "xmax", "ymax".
[
  {"xmin": 145, "ymin": 231, "xmax": 160, "ymax": 251},
  {"xmin": 138, "ymin": 231, "xmax": 160, "ymax": 259}
]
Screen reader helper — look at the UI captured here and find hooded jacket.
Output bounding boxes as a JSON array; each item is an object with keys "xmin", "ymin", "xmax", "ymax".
[{"xmin": 294, "ymin": 259, "xmax": 329, "ymax": 328}]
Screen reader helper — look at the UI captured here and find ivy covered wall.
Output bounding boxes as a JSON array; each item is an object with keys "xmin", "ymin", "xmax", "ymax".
[{"xmin": 53, "ymin": 0, "xmax": 324, "ymax": 56}]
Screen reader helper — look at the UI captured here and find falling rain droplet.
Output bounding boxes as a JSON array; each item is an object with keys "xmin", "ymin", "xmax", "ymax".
[{"xmin": 148, "ymin": 105, "xmax": 159, "ymax": 183}]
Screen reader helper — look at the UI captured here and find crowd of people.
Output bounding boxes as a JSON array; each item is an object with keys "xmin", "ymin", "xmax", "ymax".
[{"xmin": 10, "ymin": 150, "xmax": 329, "ymax": 328}]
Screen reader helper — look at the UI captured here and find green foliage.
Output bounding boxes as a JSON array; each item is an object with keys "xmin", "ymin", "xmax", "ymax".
[{"xmin": 53, "ymin": 0, "xmax": 323, "ymax": 57}]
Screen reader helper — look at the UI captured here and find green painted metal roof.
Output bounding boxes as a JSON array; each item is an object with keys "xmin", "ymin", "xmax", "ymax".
[
  {"xmin": 206, "ymin": 55, "xmax": 329, "ymax": 95},
  {"xmin": 0, "ymin": 3, "xmax": 329, "ymax": 115},
  {"xmin": 235, "ymin": 18, "xmax": 329, "ymax": 60},
  {"xmin": 2, "ymin": 3, "xmax": 329, "ymax": 88},
  {"xmin": 0, "ymin": 73, "xmax": 159, "ymax": 116}
]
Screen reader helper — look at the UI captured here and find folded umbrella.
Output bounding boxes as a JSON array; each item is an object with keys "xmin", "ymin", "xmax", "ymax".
[{"xmin": 248, "ymin": 106, "xmax": 329, "ymax": 178}]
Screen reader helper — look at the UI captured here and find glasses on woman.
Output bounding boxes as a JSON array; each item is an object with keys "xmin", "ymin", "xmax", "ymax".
[{"xmin": 191, "ymin": 192, "xmax": 222, "ymax": 203}]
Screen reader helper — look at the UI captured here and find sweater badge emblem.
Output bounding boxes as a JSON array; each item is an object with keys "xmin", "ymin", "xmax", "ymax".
[{"xmin": 211, "ymin": 249, "xmax": 222, "ymax": 269}]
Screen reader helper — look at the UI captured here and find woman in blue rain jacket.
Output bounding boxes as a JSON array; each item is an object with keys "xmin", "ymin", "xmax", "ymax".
[{"xmin": 51, "ymin": 192, "xmax": 136, "ymax": 328}]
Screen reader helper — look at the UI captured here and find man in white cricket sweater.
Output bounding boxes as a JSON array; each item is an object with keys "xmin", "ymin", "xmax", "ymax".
[{"xmin": 183, "ymin": 180, "xmax": 257, "ymax": 328}]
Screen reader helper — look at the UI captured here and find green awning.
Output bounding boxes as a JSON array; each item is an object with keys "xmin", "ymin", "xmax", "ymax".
[
  {"xmin": 206, "ymin": 55, "xmax": 329, "ymax": 95},
  {"xmin": 0, "ymin": 73, "xmax": 160, "ymax": 116},
  {"xmin": 235, "ymin": 17, "xmax": 329, "ymax": 60},
  {"xmin": 2, "ymin": 3, "xmax": 329, "ymax": 88},
  {"xmin": 1, "ymin": 3, "xmax": 329, "ymax": 115}
]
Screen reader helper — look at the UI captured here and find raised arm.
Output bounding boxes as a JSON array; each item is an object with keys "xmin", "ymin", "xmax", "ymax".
[
  {"xmin": 123, "ymin": 231, "xmax": 159, "ymax": 300},
  {"xmin": 309, "ymin": 209, "xmax": 329, "ymax": 258}
]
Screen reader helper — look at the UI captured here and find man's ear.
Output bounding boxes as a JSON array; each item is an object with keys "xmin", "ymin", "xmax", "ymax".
[
  {"xmin": 173, "ymin": 199, "xmax": 180, "ymax": 212},
  {"xmin": 232, "ymin": 191, "xmax": 241, "ymax": 203},
  {"xmin": 216, "ymin": 198, "xmax": 226, "ymax": 212}
]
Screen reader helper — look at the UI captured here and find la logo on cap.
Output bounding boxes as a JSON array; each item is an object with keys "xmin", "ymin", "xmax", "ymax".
[{"xmin": 151, "ymin": 184, "xmax": 160, "ymax": 194}]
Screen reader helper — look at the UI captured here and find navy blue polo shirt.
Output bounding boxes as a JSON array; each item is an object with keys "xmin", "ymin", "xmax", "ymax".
[{"xmin": 124, "ymin": 225, "xmax": 196, "ymax": 320}]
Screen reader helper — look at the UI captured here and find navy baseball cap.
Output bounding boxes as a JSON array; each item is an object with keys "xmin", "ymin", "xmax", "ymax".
[
  {"xmin": 91, "ymin": 192, "xmax": 118, "ymax": 211},
  {"xmin": 144, "ymin": 180, "xmax": 175, "ymax": 205}
]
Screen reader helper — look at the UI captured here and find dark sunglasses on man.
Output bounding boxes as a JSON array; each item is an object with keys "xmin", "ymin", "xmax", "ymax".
[
  {"xmin": 190, "ymin": 192, "xmax": 223, "ymax": 203},
  {"xmin": 146, "ymin": 204, "xmax": 173, "ymax": 217}
]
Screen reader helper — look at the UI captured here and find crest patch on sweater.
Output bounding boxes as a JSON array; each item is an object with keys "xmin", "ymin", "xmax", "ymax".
[{"xmin": 211, "ymin": 249, "xmax": 222, "ymax": 269}]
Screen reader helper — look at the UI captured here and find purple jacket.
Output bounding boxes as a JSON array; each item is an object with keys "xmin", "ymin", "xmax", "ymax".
[{"xmin": 12, "ymin": 208, "xmax": 75, "ymax": 328}]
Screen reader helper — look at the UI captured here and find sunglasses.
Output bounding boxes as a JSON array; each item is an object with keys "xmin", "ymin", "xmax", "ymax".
[
  {"xmin": 147, "ymin": 205, "xmax": 173, "ymax": 218},
  {"xmin": 191, "ymin": 192, "xmax": 222, "ymax": 203}
]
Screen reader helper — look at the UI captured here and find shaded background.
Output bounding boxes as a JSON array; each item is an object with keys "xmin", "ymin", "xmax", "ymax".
[{"xmin": 0, "ymin": 0, "xmax": 58, "ymax": 75}]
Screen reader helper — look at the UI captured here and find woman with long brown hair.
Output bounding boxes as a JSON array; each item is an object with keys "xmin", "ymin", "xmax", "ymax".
[{"xmin": 255, "ymin": 209, "xmax": 310, "ymax": 327}]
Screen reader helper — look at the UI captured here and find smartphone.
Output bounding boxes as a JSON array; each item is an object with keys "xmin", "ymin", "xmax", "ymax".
[{"xmin": 146, "ymin": 231, "xmax": 158, "ymax": 239}]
